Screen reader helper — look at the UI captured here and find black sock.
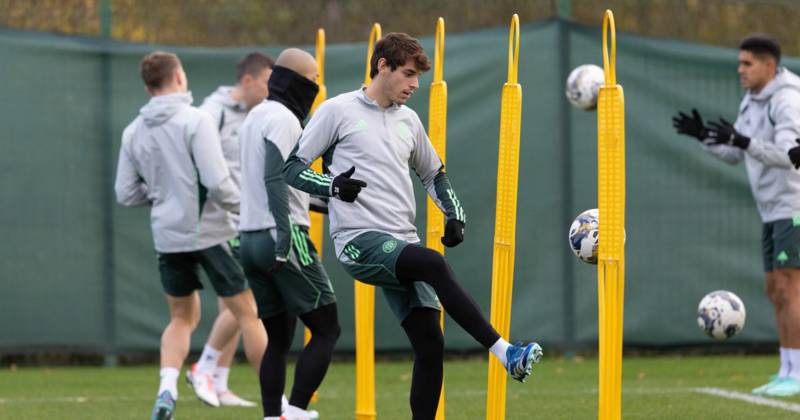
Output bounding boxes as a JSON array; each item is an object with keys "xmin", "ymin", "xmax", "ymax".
[
  {"xmin": 289, "ymin": 303, "xmax": 341, "ymax": 409},
  {"xmin": 401, "ymin": 308, "xmax": 445, "ymax": 420},
  {"xmin": 260, "ymin": 312, "xmax": 296, "ymax": 417},
  {"xmin": 396, "ymin": 245, "xmax": 500, "ymax": 348}
]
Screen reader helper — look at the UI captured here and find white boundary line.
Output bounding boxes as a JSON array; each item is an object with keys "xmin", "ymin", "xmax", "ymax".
[{"xmin": 693, "ymin": 387, "xmax": 800, "ymax": 414}]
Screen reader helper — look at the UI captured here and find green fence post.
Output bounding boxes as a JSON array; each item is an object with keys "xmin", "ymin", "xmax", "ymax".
[
  {"xmin": 100, "ymin": 0, "xmax": 117, "ymax": 367},
  {"xmin": 557, "ymin": 8, "xmax": 576, "ymax": 357}
]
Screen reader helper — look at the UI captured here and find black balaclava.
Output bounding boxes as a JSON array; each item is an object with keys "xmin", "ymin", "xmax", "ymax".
[{"xmin": 267, "ymin": 65, "xmax": 320, "ymax": 124}]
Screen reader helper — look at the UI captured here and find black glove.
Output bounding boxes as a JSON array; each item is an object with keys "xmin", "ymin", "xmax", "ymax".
[
  {"xmin": 672, "ymin": 108, "xmax": 708, "ymax": 141},
  {"xmin": 706, "ymin": 117, "xmax": 750, "ymax": 149},
  {"xmin": 441, "ymin": 219, "xmax": 465, "ymax": 248},
  {"xmin": 789, "ymin": 139, "xmax": 800, "ymax": 169},
  {"xmin": 332, "ymin": 166, "xmax": 367, "ymax": 202}
]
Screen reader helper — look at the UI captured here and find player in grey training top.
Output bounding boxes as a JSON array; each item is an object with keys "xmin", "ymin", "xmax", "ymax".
[
  {"xmin": 240, "ymin": 48, "xmax": 337, "ymax": 420},
  {"xmin": 185, "ymin": 52, "xmax": 274, "ymax": 409},
  {"xmin": 114, "ymin": 51, "xmax": 266, "ymax": 419},
  {"xmin": 284, "ymin": 33, "xmax": 542, "ymax": 419},
  {"xmin": 674, "ymin": 34, "xmax": 800, "ymax": 397}
]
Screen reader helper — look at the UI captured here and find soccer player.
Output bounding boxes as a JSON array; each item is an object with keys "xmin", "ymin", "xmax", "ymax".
[
  {"xmin": 239, "ymin": 48, "xmax": 337, "ymax": 420},
  {"xmin": 283, "ymin": 33, "xmax": 542, "ymax": 419},
  {"xmin": 114, "ymin": 51, "xmax": 267, "ymax": 419},
  {"xmin": 673, "ymin": 34, "xmax": 800, "ymax": 397},
  {"xmin": 185, "ymin": 52, "xmax": 274, "ymax": 408}
]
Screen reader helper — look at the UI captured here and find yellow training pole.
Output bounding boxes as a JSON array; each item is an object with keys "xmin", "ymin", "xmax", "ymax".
[
  {"xmin": 597, "ymin": 10, "xmax": 625, "ymax": 420},
  {"xmin": 305, "ymin": 27, "xmax": 327, "ymax": 405},
  {"xmin": 426, "ymin": 17, "xmax": 448, "ymax": 420},
  {"xmin": 485, "ymin": 14, "xmax": 522, "ymax": 420},
  {"xmin": 355, "ymin": 24, "xmax": 381, "ymax": 420}
]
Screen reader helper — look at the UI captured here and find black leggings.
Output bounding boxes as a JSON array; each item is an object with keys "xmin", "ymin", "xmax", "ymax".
[
  {"xmin": 259, "ymin": 303, "xmax": 340, "ymax": 416},
  {"xmin": 401, "ymin": 307, "xmax": 445, "ymax": 420},
  {"xmin": 396, "ymin": 245, "xmax": 500, "ymax": 349}
]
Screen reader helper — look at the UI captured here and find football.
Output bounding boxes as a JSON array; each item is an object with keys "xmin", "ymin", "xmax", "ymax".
[
  {"xmin": 568, "ymin": 208, "xmax": 600, "ymax": 264},
  {"xmin": 565, "ymin": 64, "xmax": 605, "ymax": 110},
  {"xmin": 697, "ymin": 290, "xmax": 746, "ymax": 340}
]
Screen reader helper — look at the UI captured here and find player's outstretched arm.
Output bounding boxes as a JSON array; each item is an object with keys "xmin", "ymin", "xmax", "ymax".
[
  {"xmin": 282, "ymin": 101, "xmax": 339, "ymax": 197},
  {"xmin": 282, "ymin": 101, "xmax": 366, "ymax": 202},
  {"xmin": 283, "ymin": 150, "xmax": 334, "ymax": 197},
  {"xmin": 672, "ymin": 108, "xmax": 744, "ymax": 165},
  {"xmin": 264, "ymin": 140, "xmax": 292, "ymax": 268}
]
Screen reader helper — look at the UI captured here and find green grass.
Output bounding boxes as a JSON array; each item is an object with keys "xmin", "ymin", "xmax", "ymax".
[{"xmin": 0, "ymin": 355, "xmax": 799, "ymax": 419}]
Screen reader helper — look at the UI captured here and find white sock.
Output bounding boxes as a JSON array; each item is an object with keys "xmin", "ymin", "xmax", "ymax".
[
  {"xmin": 214, "ymin": 367, "xmax": 230, "ymax": 393},
  {"xmin": 789, "ymin": 348, "xmax": 800, "ymax": 381},
  {"xmin": 489, "ymin": 338, "xmax": 511, "ymax": 366},
  {"xmin": 779, "ymin": 347, "xmax": 791, "ymax": 378},
  {"xmin": 158, "ymin": 367, "xmax": 179, "ymax": 398},
  {"xmin": 197, "ymin": 344, "xmax": 222, "ymax": 375},
  {"xmin": 281, "ymin": 394, "xmax": 289, "ymax": 413},
  {"xmin": 264, "ymin": 417, "xmax": 282, "ymax": 420}
]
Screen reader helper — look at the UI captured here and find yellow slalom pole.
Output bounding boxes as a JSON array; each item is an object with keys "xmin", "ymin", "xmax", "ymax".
[
  {"xmin": 355, "ymin": 24, "xmax": 381, "ymax": 420},
  {"xmin": 426, "ymin": 17, "xmax": 448, "ymax": 420},
  {"xmin": 485, "ymin": 14, "xmax": 522, "ymax": 420},
  {"xmin": 597, "ymin": 10, "xmax": 625, "ymax": 420},
  {"xmin": 305, "ymin": 27, "xmax": 327, "ymax": 405}
]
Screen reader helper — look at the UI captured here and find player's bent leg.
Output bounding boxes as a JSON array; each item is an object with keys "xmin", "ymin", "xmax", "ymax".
[
  {"xmin": 197, "ymin": 244, "xmax": 266, "ymax": 372},
  {"xmin": 161, "ymin": 292, "xmax": 201, "ymax": 369},
  {"xmin": 289, "ymin": 303, "xmax": 341, "ymax": 412},
  {"xmin": 395, "ymin": 245, "xmax": 543, "ymax": 382},
  {"xmin": 189, "ymin": 305, "xmax": 237, "ymax": 397},
  {"xmin": 260, "ymin": 313, "xmax": 297, "ymax": 417},
  {"xmin": 161, "ymin": 292, "xmax": 220, "ymax": 408},
  {"xmin": 396, "ymin": 245, "xmax": 500, "ymax": 348},
  {"xmin": 206, "ymin": 304, "xmax": 240, "ymax": 355},
  {"xmin": 222, "ymin": 290, "xmax": 267, "ymax": 371},
  {"xmin": 204, "ymin": 302, "xmax": 255, "ymax": 406},
  {"xmin": 216, "ymin": 297, "xmax": 242, "ymax": 369},
  {"xmin": 401, "ymin": 307, "xmax": 444, "ymax": 420}
]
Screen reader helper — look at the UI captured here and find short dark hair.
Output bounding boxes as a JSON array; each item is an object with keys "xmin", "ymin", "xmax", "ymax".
[
  {"xmin": 740, "ymin": 34, "xmax": 781, "ymax": 63},
  {"xmin": 370, "ymin": 32, "xmax": 431, "ymax": 78},
  {"xmin": 139, "ymin": 51, "xmax": 181, "ymax": 90},
  {"xmin": 236, "ymin": 52, "xmax": 275, "ymax": 82}
]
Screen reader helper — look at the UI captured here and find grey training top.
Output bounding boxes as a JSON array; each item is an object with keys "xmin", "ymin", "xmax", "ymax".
[
  {"xmin": 703, "ymin": 67, "xmax": 800, "ymax": 222},
  {"xmin": 239, "ymin": 99, "xmax": 311, "ymax": 257},
  {"xmin": 283, "ymin": 89, "xmax": 465, "ymax": 256},
  {"xmin": 199, "ymin": 86, "xmax": 248, "ymax": 190},
  {"xmin": 115, "ymin": 92, "xmax": 239, "ymax": 253}
]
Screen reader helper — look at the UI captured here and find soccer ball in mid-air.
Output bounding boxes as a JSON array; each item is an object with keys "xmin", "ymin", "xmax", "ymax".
[
  {"xmin": 565, "ymin": 64, "xmax": 604, "ymax": 110},
  {"xmin": 697, "ymin": 290, "xmax": 746, "ymax": 340},
  {"xmin": 568, "ymin": 208, "xmax": 600, "ymax": 264}
]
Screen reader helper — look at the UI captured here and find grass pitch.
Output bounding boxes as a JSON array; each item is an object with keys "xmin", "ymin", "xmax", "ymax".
[{"xmin": 1, "ymin": 355, "xmax": 798, "ymax": 419}]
